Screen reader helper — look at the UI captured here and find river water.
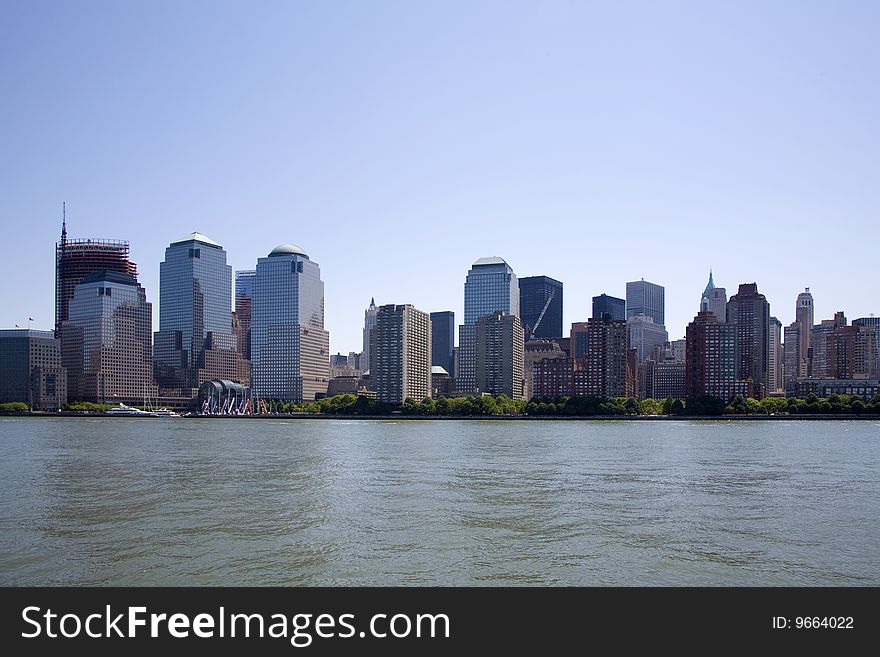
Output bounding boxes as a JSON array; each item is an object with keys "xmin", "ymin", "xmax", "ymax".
[{"xmin": 0, "ymin": 417, "xmax": 877, "ymax": 586}]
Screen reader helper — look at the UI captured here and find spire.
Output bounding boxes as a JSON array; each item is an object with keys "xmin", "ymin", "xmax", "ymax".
[
  {"xmin": 60, "ymin": 201, "xmax": 67, "ymax": 245},
  {"xmin": 370, "ymin": 297, "xmax": 375, "ymax": 307},
  {"xmin": 702, "ymin": 269, "xmax": 715, "ymax": 295}
]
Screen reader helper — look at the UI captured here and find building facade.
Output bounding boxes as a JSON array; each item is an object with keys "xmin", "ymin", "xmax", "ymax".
[
  {"xmin": 592, "ymin": 294, "xmax": 625, "ymax": 322},
  {"xmin": 519, "ymin": 275, "xmax": 563, "ymax": 339},
  {"xmin": 475, "ymin": 312, "xmax": 525, "ymax": 399},
  {"xmin": 154, "ymin": 233, "xmax": 248, "ymax": 392},
  {"xmin": 362, "ymin": 298, "xmax": 378, "ymax": 379},
  {"xmin": 700, "ymin": 271, "xmax": 727, "ymax": 321},
  {"xmin": 252, "ymin": 244, "xmax": 330, "ymax": 402},
  {"xmin": 810, "ymin": 312, "xmax": 847, "ymax": 379},
  {"xmin": 573, "ymin": 317, "xmax": 627, "ymax": 398},
  {"xmin": 458, "ymin": 257, "xmax": 518, "ymax": 394},
  {"xmin": 626, "ymin": 279, "xmax": 665, "ymax": 326},
  {"xmin": 726, "ymin": 283, "xmax": 771, "ymax": 398},
  {"xmin": 685, "ymin": 311, "xmax": 750, "ymax": 402},
  {"xmin": 234, "ymin": 270, "xmax": 256, "ymax": 361},
  {"xmin": 61, "ymin": 271, "xmax": 154, "ymax": 404},
  {"xmin": 768, "ymin": 316, "xmax": 784, "ymax": 395},
  {"xmin": 430, "ymin": 311, "xmax": 455, "ymax": 377},
  {"xmin": 795, "ymin": 288, "xmax": 814, "ymax": 378},
  {"xmin": 370, "ymin": 304, "xmax": 432, "ymax": 405},
  {"xmin": 626, "ymin": 313, "xmax": 668, "ymax": 362},
  {"xmin": 55, "ymin": 211, "xmax": 137, "ymax": 337},
  {"xmin": 0, "ymin": 329, "xmax": 67, "ymax": 409}
]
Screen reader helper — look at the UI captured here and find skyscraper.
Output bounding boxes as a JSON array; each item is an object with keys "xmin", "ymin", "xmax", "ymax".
[
  {"xmin": 626, "ymin": 279, "xmax": 665, "ymax": 325},
  {"xmin": 457, "ymin": 257, "xmax": 518, "ymax": 394},
  {"xmin": 252, "ymin": 244, "xmax": 330, "ymax": 402},
  {"xmin": 153, "ymin": 232, "xmax": 246, "ymax": 391},
  {"xmin": 371, "ymin": 304, "xmax": 432, "ymax": 405},
  {"xmin": 61, "ymin": 271, "xmax": 154, "ymax": 404},
  {"xmin": 234, "ymin": 270, "xmax": 256, "ymax": 361},
  {"xmin": 768, "ymin": 316, "xmax": 783, "ymax": 395},
  {"xmin": 853, "ymin": 317, "xmax": 880, "ymax": 372},
  {"xmin": 0, "ymin": 329, "xmax": 67, "ymax": 410},
  {"xmin": 54, "ymin": 207, "xmax": 137, "ymax": 337},
  {"xmin": 626, "ymin": 314, "xmax": 669, "ymax": 362},
  {"xmin": 727, "ymin": 283, "xmax": 771, "ymax": 398},
  {"xmin": 795, "ymin": 288, "xmax": 814, "ymax": 378},
  {"xmin": 362, "ymin": 298, "xmax": 378, "ymax": 377},
  {"xmin": 810, "ymin": 312, "xmax": 847, "ymax": 379},
  {"xmin": 685, "ymin": 311, "xmax": 750, "ymax": 401},
  {"xmin": 430, "ymin": 311, "xmax": 455, "ymax": 375},
  {"xmin": 572, "ymin": 317, "xmax": 628, "ymax": 398},
  {"xmin": 518, "ymin": 276, "xmax": 563, "ymax": 339},
  {"xmin": 700, "ymin": 271, "xmax": 727, "ymax": 320},
  {"xmin": 475, "ymin": 312, "xmax": 525, "ymax": 399},
  {"xmin": 592, "ymin": 294, "xmax": 625, "ymax": 322}
]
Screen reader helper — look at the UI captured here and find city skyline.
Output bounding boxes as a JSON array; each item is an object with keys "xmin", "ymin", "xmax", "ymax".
[{"xmin": 2, "ymin": 2, "xmax": 879, "ymax": 350}]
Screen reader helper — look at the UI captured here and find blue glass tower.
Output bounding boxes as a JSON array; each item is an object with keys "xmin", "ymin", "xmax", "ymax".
[
  {"xmin": 154, "ymin": 232, "xmax": 233, "ymax": 389},
  {"xmin": 458, "ymin": 257, "xmax": 518, "ymax": 393},
  {"xmin": 252, "ymin": 244, "xmax": 329, "ymax": 402}
]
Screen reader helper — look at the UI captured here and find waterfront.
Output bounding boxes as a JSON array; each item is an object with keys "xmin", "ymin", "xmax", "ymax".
[{"xmin": 0, "ymin": 418, "xmax": 877, "ymax": 586}]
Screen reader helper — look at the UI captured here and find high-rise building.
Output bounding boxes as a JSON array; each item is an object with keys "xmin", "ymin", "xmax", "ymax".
[
  {"xmin": 457, "ymin": 257, "xmax": 518, "ymax": 394},
  {"xmin": 572, "ymin": 317, "xmax": 627, "ymax": 398},
  {"xmin": 768, "ymin": 316, "xmax": 784, "ymax": 395},
  {"xmin": 0, "ymin": 329, "xmax": 67, "ymax": 410},
  {"xmin": 54, "ymin": 207, "xmax": 137, "ymax": 337},
  {"xmin": 783, "ymin": 322, "xmax": 800, "ymax": 389},
  {"xmin": 234, "ymin": 270, "xmax": 256, "ymax": 361},
  {"xmin": 810, "ymin": 312, "xmax": 847, "ymax": 379},
  {"xmin": 153, "ymin": 233, "xmax": 248, "ymax": 392},
  {"xmin": 362, "ymin": 298, "xmax": 378, "ymax": 378},
  {"xmin": 592, "ymin": 294, "xmax": 625, "ymax": 322},
  {"xmin": 370, "ymin": 304, "xmax": 431, "ymax": 405},
  {"xmin": 523, "ymin": 339, "xmax": 567, "ymax": 400},
  {"xmin": 829, "ymin": 324, "xmax": 877, "ymax": 380},
  {"xmin": 626, "ymin": 314, "xmax": 668, "ymax": 362},
  {"xmin": 475, "ymin": 312, "xmax": 525, "ymax": 399},
  {"xmin": 531, "ymin": 356, "xmax": 573, "ymax": 398},
  {"xmin": 795, "ymin": 288, "xmax": 814, "ymax": 378},
  {"xmin": 626, "ymin": 279, "xmax": 664, "ymax": 326},
  {"xmin": 252, "ymin": 244, "xmax": 330, "ymax": 402},
  {"xmin": 768, "ymin": 316, "xmax": 783, "ymax": 395},
  {"xmin": 853, "ymin": 317, "xmax": 880, "ymax": 372},
  {"xmin": 430, "ymin": 311, "xmax": 455, "ymax": 376},
  {"xmin": 61, "ymin": 271, "xmax": 154, "ymax": 404},
  {"xmin": 699, "ymin": 270, "xmax": 727, "ymax": 320},
  {"xmin": 726, "ymin": 283, "xmax": 771, "ymax": 398},
  {"xmin": 519, "ymin": 276, "xmax": 563, "ymax": 339},
  {"xmin": 685, "ymin": 311, "xmax": 750, "ymax": 401},
  {"xmin": 653, "ymin": 362, "xmax": 687, "ymax": 400}
]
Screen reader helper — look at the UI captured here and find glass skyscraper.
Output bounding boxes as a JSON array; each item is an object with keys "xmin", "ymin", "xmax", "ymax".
[
  {"xmin": 235, "ymin": 270, "xmax": 256, "ymax": 361},
  {"xmin": 592, "ymin": 294, "xmax": 626, "ymax": 322},
  {"xmin": 61, "ymin": 271, "xmax": 153, "ymax": 403},
  {"xmin": 251, "ymin": 244, "xmax": 329, "ymax": 402},
  {"xmin": 519, "ymin": 276, "xmax": 563, "ymax": 339},
  {"xmin": 458, "ymin": 257, "xmax": 518, "ymax": 394},
  {"xmin": 430, "ymin": 311, "xmax": 454, "ymax": 375},
  {"xmin": 626, "ymin": 279, "xmax": 665, "ymax": 326},
  {"xmin": 154, "ymin": 232, "xmax": 234, "ymax": 389}
]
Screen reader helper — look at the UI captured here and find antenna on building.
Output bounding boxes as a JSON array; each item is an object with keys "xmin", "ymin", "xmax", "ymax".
[{"xmin": 61, "ymin": 201, "xmax": 67, "ymax": 245}]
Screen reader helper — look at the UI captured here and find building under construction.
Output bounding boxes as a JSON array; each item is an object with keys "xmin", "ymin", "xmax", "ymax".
[{"xmin": 54, "ymin": 205, "xmax": 138, "ymax": 336}]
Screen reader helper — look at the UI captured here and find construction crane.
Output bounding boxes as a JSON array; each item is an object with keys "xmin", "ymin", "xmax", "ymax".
[{"xmin": 528, "ymin": 289, "xmax": 556, "ymax": 340}]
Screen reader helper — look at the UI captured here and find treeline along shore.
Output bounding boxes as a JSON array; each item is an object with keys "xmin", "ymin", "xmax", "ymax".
[{"xmin": 3, "ymin": 393, "xmax": 880, "ymax": 419}]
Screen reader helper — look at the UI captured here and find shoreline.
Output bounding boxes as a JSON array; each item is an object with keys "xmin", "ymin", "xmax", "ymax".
[{"xmin": 5, "ymin": 412, "xmax": 880, "ymax": 421}]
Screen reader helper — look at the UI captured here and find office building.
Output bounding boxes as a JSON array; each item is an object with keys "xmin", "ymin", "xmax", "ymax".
[
  {"xmin": 61, "ymin": 271, "xmax": 155, "ymax": 404},
  {"xmin": 626, "ymin": 279, "xmax": 665, "ymax": 325},
  {"xmin": 362, "ymin": 298, "xmax": 379, "ymax": 379},
  {"xmin": 55, "ymin": 207, "xmax": 137, "ymax": 337},
  {"xmin": 592, "ymin": 294, "xmax": 625, "ymax": 322},
  {"xmin": 0, "ymin": 329, "xmax": 67, "ymax": 410},
  {"xmin": 519, "ymin": 276, "xmax": 563, "ymax": 339},
  {"xmin": 154, "ymin": 233, "xmax": 249, "ymax": 392},
  {"xmin": 458, "ymin": 257, "xmax": 518, "ymax": 393},
  {"xmin": 795, "ymin": 288, "xmax": 814, "ymax": 378},
  {"xmin": 475, "ymin": 312, "xmax": 525, "ymax": 399},
  {"xmin": 627, "ymin": 313, "xmax": 668, "ymax": 362},
  {"xmin": 370, "ymin": 304, "xmax": 431, "ymax": 405},
  {"xmin": 727, "ymin": 283, "xmax": 771, "ymax": 398},
  {"xmin": 430, "ymin": 311, "xmax": 455, "ymax": 376},
  {"xmin": 234, "ymin": 270, "xmax": 256, "ymax": 360},
  {"xmin": 700, "ymin": 271, "xmax": 727, "ymax": 320},
  {"xmin": 252, "ymin": 244, "xmax": 330, "ymax": 402}
]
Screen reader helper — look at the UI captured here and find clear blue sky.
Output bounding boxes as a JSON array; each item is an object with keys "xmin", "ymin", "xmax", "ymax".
[{"xmin": 2, "ymin": 0, "xmax": 878, "ymax": 352}]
